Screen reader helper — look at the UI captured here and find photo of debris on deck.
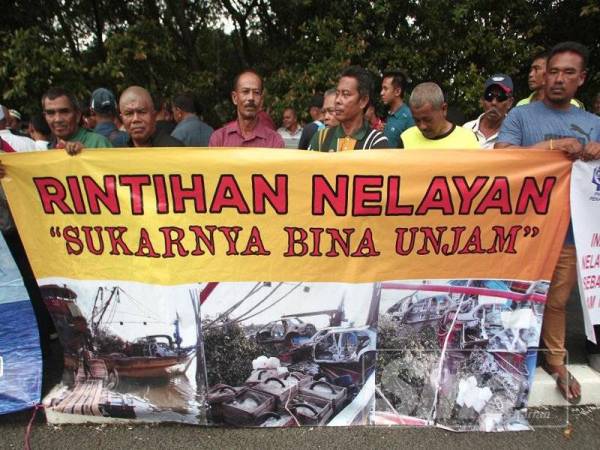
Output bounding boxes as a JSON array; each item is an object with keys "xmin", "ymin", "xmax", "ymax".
[
  {"xmin": 201, "ymin": 282, "xmax": 379, "ymax": 427},
  {"xmin": 374, "ymin": 279, "xmax": 548, "ymax": 431},
  {"xmin": 40, "ymin": 280, "xmax": 207, "ymax": 424}
]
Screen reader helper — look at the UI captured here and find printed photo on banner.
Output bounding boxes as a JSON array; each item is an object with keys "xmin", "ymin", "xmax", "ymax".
[{"xmin": 0, "ymin": 233, "xmax": 42, "ymax": 415}]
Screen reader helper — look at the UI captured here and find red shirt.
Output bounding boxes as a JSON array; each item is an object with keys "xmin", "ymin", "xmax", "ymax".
[{"xmin": 209, "ymin": 119, "xmax": 285, "ymax": 148}]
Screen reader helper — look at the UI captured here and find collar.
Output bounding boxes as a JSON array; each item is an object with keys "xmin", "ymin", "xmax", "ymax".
[
  {"xmin": 388, "ymin": 102, "xmax": 406, "ymax": 118},
  {"xmin": 333, "ymin": 121, "xmax": 370, "ymax": 141},
  {"xmin": 225, "ymin": 119, "xmax": 266, "ymax": 140},
  {"xmin": 69, "ymin": 127, "xmax": 88, "ymax": 142}
]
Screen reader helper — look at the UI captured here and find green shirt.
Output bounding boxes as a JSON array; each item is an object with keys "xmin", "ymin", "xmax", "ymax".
[
  {"xmin": 51, "ymin": 127, "xmax": 113, "ymax": 149},
  {"xmin": 308, "ymin": 122, "xmax": 389, "ymax": 151}
]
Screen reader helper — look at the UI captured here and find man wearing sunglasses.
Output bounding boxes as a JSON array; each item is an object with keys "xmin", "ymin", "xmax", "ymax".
[{"xmin": 463, "ymin": 74, "xmax": 514, "ymax": 149}]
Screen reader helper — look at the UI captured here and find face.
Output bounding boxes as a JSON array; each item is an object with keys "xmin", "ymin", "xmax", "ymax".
[
  {"xmin": 380, "ymin": 76, "xmax": 400, "ymax": 105},
  {"xmin": 43, "ymin": 95, "xmax": 80, "ymax": 139},
  {"xmin": 309, "ymin": 106, "xmax": 321, "ymax": 121},
  {"xmin": 171, "ymin": 106, "xmax": 183, "ymax": 123},
  {"xmin": 120, "ymin": 94, "xmax": 157, "ymax": 145},
  {"xmin": 232, "ymin": 72, "xmax": 263, "ymax": 121},
  {"xmin": 322, "ymin": 94, "xmax": 338, "ymax": 127},
  {"xmin": 335, "ymin": 76, "xmax": 368, "ymax": 124},
  {"xmin": 282, "ymin": 109, "xmax": 297, "ymax": 130},
  {"xmin": 528, "ymin": 57, "xmax": 546, "ymax": 91},
  {"xmin": 482, "ymin": 85, "xmax": 513, "ymax": 122},
  {"xmin": 544, "ymin": 51, "xmax": 586, "ymax": 105},
  {"xmin": 410, "ymin": 102, "xmax": 447, "ymax": 139}
]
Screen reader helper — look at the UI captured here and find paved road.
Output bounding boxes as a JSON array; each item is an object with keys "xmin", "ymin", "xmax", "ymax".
[{"xmin": 1, "ymin": 405, "xmax": 600, "ymax": 449}]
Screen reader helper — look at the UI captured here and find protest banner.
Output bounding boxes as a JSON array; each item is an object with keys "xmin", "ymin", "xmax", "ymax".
[
  {"xmin": 1, "ymin": 147, "xmax": 570, "ymax": 430},
  {"xmin": 0, "ymin": 232, "xmax": 42, "ymax": 414},
  {"xmin": 571, "ymin": 160, "xmax": 600, "ymax": 344}
]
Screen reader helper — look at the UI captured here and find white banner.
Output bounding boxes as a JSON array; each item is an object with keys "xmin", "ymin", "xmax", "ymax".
[{"xmin": 571, "ymin": 161, "xmax": 600, "ymax": 344}]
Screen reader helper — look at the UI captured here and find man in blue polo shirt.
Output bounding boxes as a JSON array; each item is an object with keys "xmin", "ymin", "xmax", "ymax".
[
  {"xmin": 496, "ymin": 41, "xmax": 600, "ymax": 403},
  {"xmin": 380, "ymin": 70, "xmax": 414, "ymax": 148}
]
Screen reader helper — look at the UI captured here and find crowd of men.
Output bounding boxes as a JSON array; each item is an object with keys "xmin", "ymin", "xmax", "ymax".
[{"xmin": 1, "ymin": 40, "xmax": 600, "ymax": 405}]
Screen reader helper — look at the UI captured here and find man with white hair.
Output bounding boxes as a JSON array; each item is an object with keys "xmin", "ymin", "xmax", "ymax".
[{"xmin": 401, "ymin": 82, "xmax": 479, "ymax": 149}]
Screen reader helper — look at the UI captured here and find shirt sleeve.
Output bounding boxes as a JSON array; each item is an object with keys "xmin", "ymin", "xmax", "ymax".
[
  {"xmin": 371, "ymin": 133, "xmax": 390, "ymax": 149},
  {"xmin": 496, "ymin": 109, "xmax": 524, "ymax": 146},
  {"xmin": 208, "ymin": 129, "xmax": 222, "ymax": 147},
  {"xmin": 308, "ymin": 129, "xmax": 320, "ymax": 151}
]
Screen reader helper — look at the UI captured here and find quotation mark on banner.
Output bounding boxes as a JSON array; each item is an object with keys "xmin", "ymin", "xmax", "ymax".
[{"xmin": 523, "ymin": 226, "xmax": 539, "ymax": 238}]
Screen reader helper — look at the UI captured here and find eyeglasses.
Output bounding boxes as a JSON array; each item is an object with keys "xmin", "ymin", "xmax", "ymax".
[{"xmin": 484, "ymin": 90, "xmax": 511, "ymax": 102}]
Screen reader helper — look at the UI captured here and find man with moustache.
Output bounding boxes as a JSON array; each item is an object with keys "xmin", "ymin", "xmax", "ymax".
[
  {"xmin": 64, "ymin": 86, "xmax": 183, "ymax": 155},
  {"xmin": 308, "ymin": 66, "xmax": 389, "ymax": 151},
  {"xmin": 209, "ymin": 69, "xmax": 284, "ymax": 148},
  {"xmin": 42, "ymin": 87, "xmax": 111, "ymax": 152},
  {"xmin": 496, "ymin": 42, "xmax": 600, "ymax": 403},
  {"xmin": 463, "ymin": 74, "xmax": 514, "ymax": 149}
]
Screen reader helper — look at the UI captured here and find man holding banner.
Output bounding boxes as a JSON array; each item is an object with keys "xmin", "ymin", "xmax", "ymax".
[{"xmin": 496, "ymin": 41, "xmax": 600, "ymax": 403}]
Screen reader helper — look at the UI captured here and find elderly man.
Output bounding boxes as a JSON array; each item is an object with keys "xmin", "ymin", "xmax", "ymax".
[
  {"xmin": 309, "ymin": 66, "xmax": 388, "ymax": 151},
  {"xmin": 463, "ymin": 74, "xmax": 514, "ymax": 149},
  {"xmin": 41, "ymin": 87, "xmax": 112, "ymax": 154},
  {"xmin": 119, "ymin": 86, "xmax": 184, "ymax": 147},
  {"xmin": 171, "ymin": 92, "xmax": 213, "ymax": 147},
  {"xmin": 321, "ymin": 88, "xmax": 339, "ymax": 128},
  {"xmin": 277, "ymin": 107, "xmax": 303, "ymax": 149},
  {"xmin": 496, "ymin": 41, "xmax": 600, "ymax": 402},
  {"xmin": 401, "ymin": 82, "xmax": 479, "ymax": 149},
  {"xmin": 66, "ymin": 86, "xmax": 183, "ymax": 155},
  {"xmin": 209, "ymin": 69, "xmax": 284, "ymax": 148}
]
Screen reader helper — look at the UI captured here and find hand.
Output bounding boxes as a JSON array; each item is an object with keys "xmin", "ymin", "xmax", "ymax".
[
  {"xmin": 581, "ymin": 142, "xmax": 600, "ymax": 161},
  {"xmin": 550, "ymin": 138, "xmax": 584, "ymax": 160},
  {"xmin": 64, "ymin": 141, "xmax": 83, "ymax": 156}
]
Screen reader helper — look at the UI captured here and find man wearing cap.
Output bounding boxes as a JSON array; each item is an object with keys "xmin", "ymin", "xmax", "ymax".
[
  {"xmin": 0, "ymin": 105, "xmax": 36, "ymax": 152},
  {"xmin": 401, "ymin": 82, "xmax": 479, "ymax": 149},
  {"xmin": 90, "ymin": 88, "xmax": 129, "ymax": 147},
  {"xmin": 463, "ymin": 74, "xmax": 514, "ymax": 149}
]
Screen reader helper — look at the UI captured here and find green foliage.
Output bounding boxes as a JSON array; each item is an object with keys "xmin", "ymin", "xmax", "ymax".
[
  {"xmin": 203, "ymin": 321, "xmax": 262, "ymax": 387},
  {"xmin": 1, "ymin": 0, "xmax": 599, "ymax": 125}
]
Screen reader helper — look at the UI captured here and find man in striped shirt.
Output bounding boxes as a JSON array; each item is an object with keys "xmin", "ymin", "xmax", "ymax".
[{"xmin": 309, "ymin": 66, "xmax": 389, "ymax": 151}]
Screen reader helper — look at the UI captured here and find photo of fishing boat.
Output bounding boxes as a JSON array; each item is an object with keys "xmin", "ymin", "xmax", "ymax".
[{"xmin": 40, "ymin": 280, "xmax": 207, "ymax": 424}]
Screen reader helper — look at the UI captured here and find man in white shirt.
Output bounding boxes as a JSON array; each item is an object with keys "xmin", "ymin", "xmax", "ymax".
[
  {"xmin": 277, "ymin": 107, "xmax": 303, "ymax": 149},
  {"xmin": 0, "ymin": 105, "xmax": 36, "ymax": 152},
  {"xmin": 463, "ymin": 74, "xmax": 514, "ymax": 149}
]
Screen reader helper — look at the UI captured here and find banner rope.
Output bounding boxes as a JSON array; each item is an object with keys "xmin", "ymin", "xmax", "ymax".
[{"xmin": 24, "ymin": 403, "xmax": 44, "ymax": 450}]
